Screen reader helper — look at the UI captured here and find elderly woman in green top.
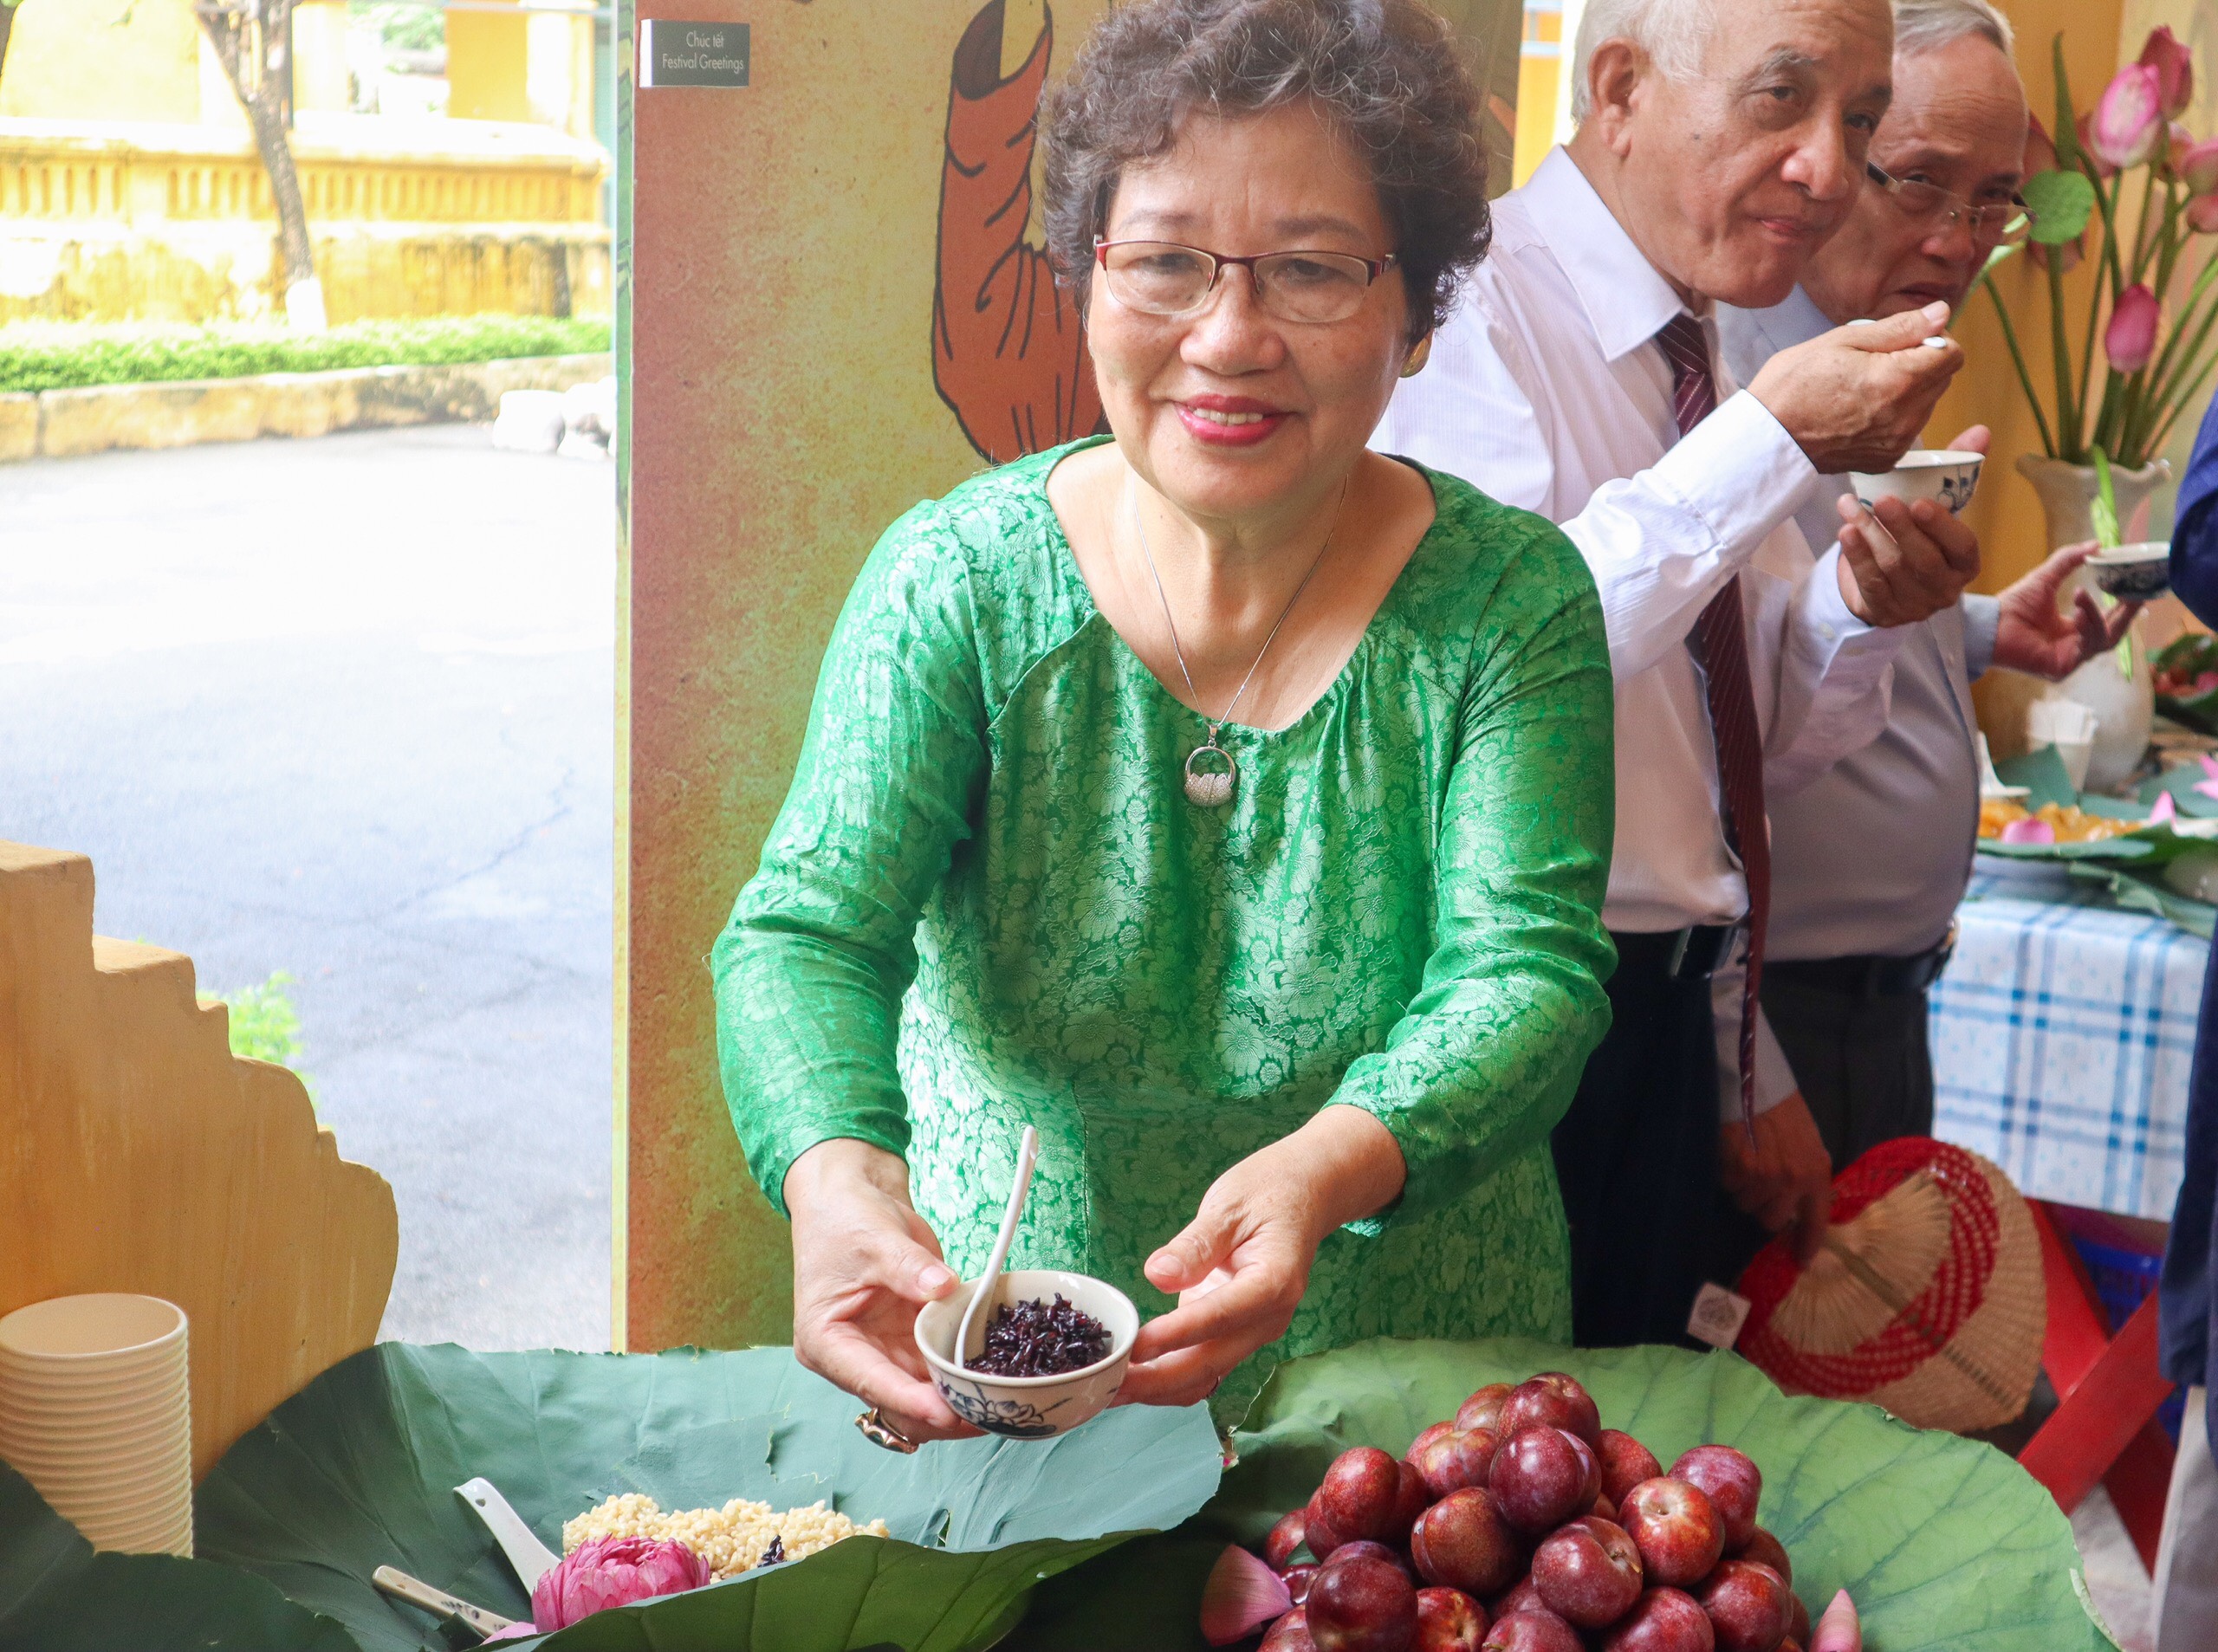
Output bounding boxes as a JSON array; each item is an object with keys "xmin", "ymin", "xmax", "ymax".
[{"xmin": 716, "ymin": 0, "xmax": 1614, "ymax": 1443}]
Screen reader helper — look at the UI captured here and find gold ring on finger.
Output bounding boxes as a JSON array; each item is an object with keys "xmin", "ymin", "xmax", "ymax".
[{"xmin": 855, "ymin": 1406, "xmax": 920, "ymax": 1454}]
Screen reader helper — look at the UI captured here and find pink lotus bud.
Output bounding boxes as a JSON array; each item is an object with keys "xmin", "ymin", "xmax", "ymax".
[
  {"xmin": 2192, "ymin": 193, "xmax": 2218, "ymax": 235},
  {"xmin": 2140, "ymin": 25, "xmax": 2194, "ymax": 120},
  {"xmin": 2180, "ymin": 135, "xmax": 2218, "ymax": 196},
  {"xmin": 2078, "ymin": 110, "xmax": 2120, "ymax": 180},
  {"xmin": 530, "ymin": 1536, "xmax": 711, "ymax": 1630},
  {"xmin": 2106, "ymin": 283, "xmax": 2161, "ymax": 372},
  {"xmin": 2000, "ymin": 817, "xmax": 2056, "ymax": 845},
  {"xmin": 1811, "ymin": 1588, "xmax": 1863, "ymax": 1652},
  {"xmin": 2089, "ymin": 64, "xmax": 2167, "ymax": 170},
  {"xmin": 2169, "ymin": 123, "xmax": 2197, "ymax": 175}
]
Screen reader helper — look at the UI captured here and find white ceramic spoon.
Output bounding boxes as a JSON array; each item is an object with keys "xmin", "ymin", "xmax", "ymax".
[{"xmin": 957, "ymin": 1125, "xmax": 1040, "ymax": 1371}]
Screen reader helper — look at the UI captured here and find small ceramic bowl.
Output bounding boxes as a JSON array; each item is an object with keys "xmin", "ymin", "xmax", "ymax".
[
  {"xmin": 915, "ymin": 1269, "xmax": 1138, "ymax": 1440},
  {"xmin": 1849, "ymin": 449, "xmax": 1985, "ymax": 516},
  {"xmin": 2088, "ymin": 541, "xmax": 2172, "ymax": 599}
]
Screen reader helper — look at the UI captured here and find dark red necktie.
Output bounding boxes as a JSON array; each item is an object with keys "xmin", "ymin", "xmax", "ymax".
[{"xmin": 1657, "ymin": 313, "xmax": 1767, "ymax": 1135}]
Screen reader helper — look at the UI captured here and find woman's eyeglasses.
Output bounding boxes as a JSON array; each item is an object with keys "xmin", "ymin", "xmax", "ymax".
[
  {"xmin": 1863, "ymin": 162, "xmax": 2035, "ymax": 249},
  {"xmin": 1093, "ymin": 239, "xmax": 1398, "ymax": 326}
]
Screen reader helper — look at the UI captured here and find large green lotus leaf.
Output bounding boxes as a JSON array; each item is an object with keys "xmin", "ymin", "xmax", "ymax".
[
  {"xmin": 0, "ymin": 1460, "xmax": 355, "ymax": 1652},
  {"xmin": 1236, "ymin": 1339, "xmax": 2104, "ymax": 1651},
  {"xmin": 192, "ymin": 1342, "xmax": 1222, "ymax": 1652}
]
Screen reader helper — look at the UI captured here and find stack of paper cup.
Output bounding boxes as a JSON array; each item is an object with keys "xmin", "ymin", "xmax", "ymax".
[{"xmin": 0, "ymin": 1294, "xmax": 192, "ymax": 1555}]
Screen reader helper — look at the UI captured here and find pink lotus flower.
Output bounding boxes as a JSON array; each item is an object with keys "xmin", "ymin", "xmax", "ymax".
[
  {"xmin": 529, "ymin": 1536, "xmax": 711, "ymax": 1631},
  {"xmin": 2106, "ymin": 283, "xmax": 2161, "ymax": 372},
  {"xmin": 1201, "ymin": 1545, "xmax": 1294, "ymax": 1645},
  {"xmin": 2089, "ymin": 63, "xmax": 2167, "ymax": 170},
  {"xmin": 2151, "ymin": 790, "xmax": 2178, "ymax": 825},
  {"xmin": 2180, "ymin": 135, "xmax": 2218, "ymax": 196},
  {"xmin": 2000, "ymin": 818, "xmax": 2056, "ymax": 845},
  {"xmin": 2078, "ymin": 110, "xmax": 2122, "ymax": 180},
  {"xmin": 2141, "ymin": 26, "xmax": 2195, "ymax": 120},
  {"xmin": 2191, "ymin": 192, "xmax": 2218, "ymax": 234}
]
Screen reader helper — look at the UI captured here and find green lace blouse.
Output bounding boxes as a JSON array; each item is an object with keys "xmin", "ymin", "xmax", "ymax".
[{"xmin": 715, "ymin": 438, "xmax": 1616, "ymax": 1421}]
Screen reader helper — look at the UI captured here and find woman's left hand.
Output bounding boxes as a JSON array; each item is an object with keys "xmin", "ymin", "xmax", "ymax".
[{"xmin": 1115, "ymin": 1105, "xmax": 1406, "ymax": 1409}]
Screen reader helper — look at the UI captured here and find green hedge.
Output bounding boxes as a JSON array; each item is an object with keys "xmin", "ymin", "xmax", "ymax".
[{"xmin": 0, "ymin": 314, "xmax": 611, "ymax": 394}]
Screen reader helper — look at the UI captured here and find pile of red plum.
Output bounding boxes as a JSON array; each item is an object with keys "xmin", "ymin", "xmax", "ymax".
[{"xmin": 1203, "ymin": 1372, "xmax": 1853, "ymax": 1652}]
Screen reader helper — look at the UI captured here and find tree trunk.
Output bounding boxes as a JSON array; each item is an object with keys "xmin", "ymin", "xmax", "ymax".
[
  {"xmin": 197, "ymin": 1, "xmax": 320, "ymax": 308},
  {"xmin": 243, "ymin": 85, "xmax": 315, "ymax": 288}
]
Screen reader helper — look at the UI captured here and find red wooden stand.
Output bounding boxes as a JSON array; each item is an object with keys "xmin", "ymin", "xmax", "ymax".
[{"xmin": 2017, "ymin": 1201, "xmax": 2178, "ymax": 1570}]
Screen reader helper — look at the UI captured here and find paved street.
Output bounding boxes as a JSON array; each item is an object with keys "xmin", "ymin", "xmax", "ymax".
[{"xmin": 0, "ymin": 424, "xmax": 615, "ymax": 1351}]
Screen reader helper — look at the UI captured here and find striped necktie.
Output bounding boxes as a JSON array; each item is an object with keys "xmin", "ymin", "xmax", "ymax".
[{"xmin": 1657, "ymin": 312, "xmax": 1767, "ymax": 1135}]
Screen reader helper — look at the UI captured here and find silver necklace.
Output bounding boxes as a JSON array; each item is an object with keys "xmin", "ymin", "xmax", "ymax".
[{"xmin": 1126, "ymin": 475, "xmax": 1346, "ymax": 807}]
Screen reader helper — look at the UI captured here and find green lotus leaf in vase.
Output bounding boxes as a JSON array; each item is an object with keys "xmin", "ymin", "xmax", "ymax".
[
  {"xmin": 1011, "ymin": 1338, "xmax": 2109, "ymax": 1652},
  {"xmin": 2021, "ymin": 169, "xmax": 2097, "ymax": 245},
  {"xmin": 185, "ymin": 1341, "xmax": 1221, "ymax": 1652}
]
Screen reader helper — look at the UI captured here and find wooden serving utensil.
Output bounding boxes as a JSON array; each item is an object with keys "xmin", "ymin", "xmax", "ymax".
[{"xmin": 373, "ymin": 1565, "xmax": 518, "ymax": 1638}]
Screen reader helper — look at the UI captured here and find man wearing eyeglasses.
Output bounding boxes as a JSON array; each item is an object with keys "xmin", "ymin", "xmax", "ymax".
[{"xmin": 1716, "ymin": 0, "xmax": 2137, "ymax": 1180}]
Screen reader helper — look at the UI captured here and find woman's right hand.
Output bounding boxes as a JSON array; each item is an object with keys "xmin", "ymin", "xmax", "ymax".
[{"xmin": 783, "ymin": 1138, "xmax": 980, "ymax": 1443}]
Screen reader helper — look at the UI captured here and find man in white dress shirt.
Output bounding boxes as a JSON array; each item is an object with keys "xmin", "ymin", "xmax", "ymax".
[
  {"xmin": 1374, "ymin": 0, "xmax": 1984, "ymax": 1346},
  {"xmin": 1719, "ymin": 0, "xmax": 2138, "ymax": 1177}
]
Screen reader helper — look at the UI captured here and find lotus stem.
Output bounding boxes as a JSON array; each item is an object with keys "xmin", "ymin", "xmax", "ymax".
[{"xmin": 1983, "ymin": 272, "xmax": 2057, "ymax": 456}]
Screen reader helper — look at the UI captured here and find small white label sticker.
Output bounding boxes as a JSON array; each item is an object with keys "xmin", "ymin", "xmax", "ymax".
[{"xmin": 1688, "ymin": 1282, "xmax": 1753, "ymax": 1351}]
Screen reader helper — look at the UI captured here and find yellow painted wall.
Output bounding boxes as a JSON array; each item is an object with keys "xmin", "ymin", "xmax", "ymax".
[
  {"xmin": 1513, "ymin": 2, "xmax": 1562, "ymax": 186},
  {"xmin": 0, "ymin": 0, "xmax": 204, "ymax": 123},
  {"xmin": 291, "ymin": 0, "xmax": 355, "ymax": 117},
  {"xmin": 448, "ymin": 1, "xmax": 533, "ymax": 124}
]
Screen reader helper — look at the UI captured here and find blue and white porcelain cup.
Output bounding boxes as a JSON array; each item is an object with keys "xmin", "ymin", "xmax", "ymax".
[
  {"xmin": 915, "ymin": 1269, "xmax": 1138, "ymax": 1440},
  {"xmin": 1848, "ymin": 448, "xmax": 1985, "ymax": 517}
]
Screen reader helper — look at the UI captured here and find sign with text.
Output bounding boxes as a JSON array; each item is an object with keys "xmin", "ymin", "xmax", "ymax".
[{"xmin": 639, "ymin": 20, "xmax": 749, "ymax": 88}]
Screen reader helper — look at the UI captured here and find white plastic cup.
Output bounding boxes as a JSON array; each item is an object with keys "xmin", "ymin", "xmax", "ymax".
[{"xmin": 0, "ymin": 1295, "xmax": 192, "ymax": 1557}]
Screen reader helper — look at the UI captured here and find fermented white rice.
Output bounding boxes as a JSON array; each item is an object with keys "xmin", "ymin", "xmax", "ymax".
[{"xmin": 563, "ymin": 1491, "xmax": 891, "ymax": 1581}]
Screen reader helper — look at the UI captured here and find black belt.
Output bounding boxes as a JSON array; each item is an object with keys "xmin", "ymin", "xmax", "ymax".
[
  {"xmin": 1611, "ymin": 925, "xmax": 1736, "ymax": 983},
  {"xmin": 1765, "ymin": 929, "xmax": 1955, "ymax": 998}
]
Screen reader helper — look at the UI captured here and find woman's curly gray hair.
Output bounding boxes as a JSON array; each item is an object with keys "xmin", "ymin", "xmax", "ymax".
[{"xmin": 1041, "ymin": 0, "xmax": 1491, "ymax": 344}]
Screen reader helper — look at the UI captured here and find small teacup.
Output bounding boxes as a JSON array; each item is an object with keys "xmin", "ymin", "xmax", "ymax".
[
  {"xmin": 1848, "ymin": 449, "xmax": 1985, "ymax": 516},
  {"xmin": 915, "ymin": 1269, "xmax": 1138, "ymax": 1440},
  {"xmin": 2087, "ymin": 541, "xmax": 2171, "ymax": 599}
]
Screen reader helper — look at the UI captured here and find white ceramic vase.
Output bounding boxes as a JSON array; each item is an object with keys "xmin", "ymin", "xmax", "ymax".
[{"xmin": 2015, "ymin": 454, "xmax": 2173, "ymax": 793}]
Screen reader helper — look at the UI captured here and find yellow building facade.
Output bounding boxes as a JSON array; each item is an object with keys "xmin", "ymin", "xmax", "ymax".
[{"xmin": 0, "ymin": 0, "xmax": 610, "ymax": 322}]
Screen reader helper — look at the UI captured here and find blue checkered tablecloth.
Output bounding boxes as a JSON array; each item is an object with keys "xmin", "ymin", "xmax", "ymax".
[{"xmin": 1929, "ymin": 868, "xmax": 2202, "ymax": 1220}]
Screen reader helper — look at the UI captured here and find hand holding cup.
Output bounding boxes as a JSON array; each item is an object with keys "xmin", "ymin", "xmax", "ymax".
[{"xmin": 1748, "ymin": 301, "xmax": 1963, "ymax": 476}]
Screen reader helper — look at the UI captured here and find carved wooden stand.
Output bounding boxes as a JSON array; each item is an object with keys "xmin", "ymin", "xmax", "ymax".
[{"xmin": 0, "ymin": 840, "xmax": 396, "ymax": 1481}]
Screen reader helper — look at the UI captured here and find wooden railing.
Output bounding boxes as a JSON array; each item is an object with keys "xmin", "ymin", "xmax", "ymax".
[{"xmin": 0, "ymin": 117, "xmax": 605, "ymax": 227}]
